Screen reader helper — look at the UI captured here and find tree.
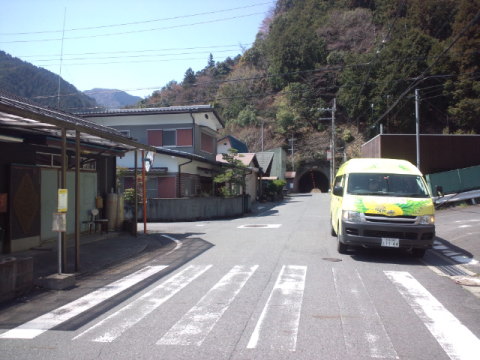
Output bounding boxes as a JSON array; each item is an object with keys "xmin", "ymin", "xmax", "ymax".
[
  {"xmin": 446, "ymin": 0, "xmax": 480, "ymax": 132},
  {"xmin": 264, "ymin": 1, "xmax": 328, "ymax": 89},
  {"xmin": 207, "ymin": 53, "xmax": 215, "ymax": 68},
  {"xmin": 183, "ymin": 68, "xmax": 196, "ymax": 88},
  {"xmin": 214, "ymin": 149, "xmax": 247, "ymax": 197}
]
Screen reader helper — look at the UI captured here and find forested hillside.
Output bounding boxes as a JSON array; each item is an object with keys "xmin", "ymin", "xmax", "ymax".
[
  {"xmin": 141, "ymin": 0, "xmax": 480, "ymax": 169},
  {"xmin": 0, "ymin": 51, "xmax": 98, "ymax": 111}
]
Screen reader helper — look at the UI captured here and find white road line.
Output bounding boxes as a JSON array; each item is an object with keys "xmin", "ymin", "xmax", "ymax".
[
  {"xmin": 237, "ymin": 224, "xmax": 282, "ymax": 229},
  {"xmin": 247, "ymin": 265, "xmax": 306, "ymax": 351},
  {"xmin": 385, "ymin": 271, "xmax": 480, "ymax": 360},
  {"xmin": 332, "ymin": 268, "xmax": 398, "ymax": 359},
  {"xmin": 0, "ymin": 266, "xmax": 167, "ymax": 340},
  {"xmin": 161, "ymin": 234, "xmax": 182, "ymax": 256},
  {"xmin": 73, "ymin": 264, "xmax": 211, "ymax": 342},
  {"xmin": 157, "ymin": 264, "xmax": 258, "ymax": 346}
]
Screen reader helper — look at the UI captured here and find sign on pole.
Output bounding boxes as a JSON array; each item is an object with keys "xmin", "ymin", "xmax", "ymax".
[
  {"xmin": 52, "ymin": 213, "xmax": 67, "ymax": 232},
  {"xmin": 144, "ymin": 151, "xmax": 155, "ymax": 172},
  {"xmin": 58, "ymin": 189, "xmax": 68, "ymax": 212}
]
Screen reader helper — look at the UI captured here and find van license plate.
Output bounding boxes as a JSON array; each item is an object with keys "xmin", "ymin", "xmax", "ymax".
[{"xmin": 381, "ymin": 238, "xmax": 399, "ymax": 248}]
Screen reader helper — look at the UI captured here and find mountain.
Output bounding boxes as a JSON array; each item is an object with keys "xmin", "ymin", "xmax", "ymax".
[
  {"xmin": 141, "ymin": 0, "xmax": 479, "ymax": 163},
  {"xmin": 84, "ymin": 88, "xmax": 142, "ymax": 109},
  {"xmin": 0, "ymin": 51, "xmax": 98, "ymax": 111}
]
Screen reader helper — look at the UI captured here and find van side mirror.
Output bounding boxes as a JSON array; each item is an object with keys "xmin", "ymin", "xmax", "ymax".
[
  {"xmin": 333, "ymin": 186, "xmax": 344, "ymax": 197},
  {"xmin": 435, "ymin": 185, "xmax": 444, "ymax": 197}
]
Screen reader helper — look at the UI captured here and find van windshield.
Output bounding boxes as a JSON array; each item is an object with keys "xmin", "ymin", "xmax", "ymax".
[{"xmin": 347, "ymin": 173, "xmax": 430, "ymax": 198}]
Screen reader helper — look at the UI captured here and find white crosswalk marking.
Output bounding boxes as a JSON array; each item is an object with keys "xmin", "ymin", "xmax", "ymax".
[
  {"xmin": 73, "ymin": 264, "xmax": 212, "ymax": 342},
  {"xmin": 2, "ymin": 263, "xmax": 479, "ymax": 360},
  {"xmin": 0, "ymin": 265, "xmax": 168, "ymax": 340},
  {"xmin": 332, "ymin": 268, "xmax": 398, "ymax": 359},
  {"xmin": 157, "ymin": 264, "xmax": 258, "ymax": 346},
  {"xmin": 385, "ymin": 271, "xmax": 480, "ymax": 360},
  {"xmin": 247, "ymin": 265, "xmax": 307, "ymax": 351}
]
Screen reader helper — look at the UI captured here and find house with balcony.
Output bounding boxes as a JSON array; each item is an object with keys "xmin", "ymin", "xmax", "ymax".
[{"xmin": 79, "ymin": 106, "xmax": 225, "ymax": 199}]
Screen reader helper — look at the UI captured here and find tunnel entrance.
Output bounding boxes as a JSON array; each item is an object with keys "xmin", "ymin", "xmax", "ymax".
[{"xmin": 298, "ymin": 170, "xmax": 329, "ymax": 193}]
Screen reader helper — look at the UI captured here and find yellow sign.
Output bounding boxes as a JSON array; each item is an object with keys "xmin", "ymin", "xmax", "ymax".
[{"xmin": 58, "ymin": 189, "xmax": 68, "ymax": 212}]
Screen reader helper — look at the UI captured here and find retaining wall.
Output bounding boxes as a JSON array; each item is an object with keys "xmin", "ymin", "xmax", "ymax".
[
  {"xmin": 136, "ymin": 196, "xmax": 250, "ymax": 222},
  {"xmin": 0, "ymin": 256, "xmax": 33, "ymax": 303}
]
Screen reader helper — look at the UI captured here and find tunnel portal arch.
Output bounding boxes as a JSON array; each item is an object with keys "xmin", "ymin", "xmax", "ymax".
[{"xmin": 297, "ymin": 168, "xmax": 330, "ymax": 193}]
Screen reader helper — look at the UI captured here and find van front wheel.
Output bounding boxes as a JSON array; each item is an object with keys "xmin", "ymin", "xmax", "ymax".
[
  {"xmin": 337, "ymin": 238, "xmax": 348, "ymax": 254},
  {"xmin": 411, "ymin": 248, "xmax": 426, "ymax": 258},
  {"xmin": 330, "ymin": 219, "xmax": 337, "ymax": 237}
]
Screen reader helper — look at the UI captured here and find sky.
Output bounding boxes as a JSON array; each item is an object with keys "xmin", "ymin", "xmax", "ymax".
[{"xmin": 0, "ymin": 0, "xmax": 274, "ymax": 98}]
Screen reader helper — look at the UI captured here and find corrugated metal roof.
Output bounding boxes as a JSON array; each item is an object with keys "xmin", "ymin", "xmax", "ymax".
[{"xmin": 0, "ymin": 91, "xmax": 145, "ymax": 152}]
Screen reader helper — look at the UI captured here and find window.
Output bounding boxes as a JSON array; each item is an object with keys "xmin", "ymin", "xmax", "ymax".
[
  {"xmin": 158, "ymin": 176, "xmax": 177, "ymax": 198},
  {"xmin": 147, "ymin": 128, "xmax": 193, "ymax": 147},
  {"xmin": 334, "ymin": 175, "xmax": 344, "ymax": 188},
  {"xmin": 163, "ymin": 130, "xmax": 176, "ymax": 146},
  {"xmin": 201, "ymin": 132, "xmax": 214, "ymax": 153},
  {"xmin": 177, "ymin": 129, "xmax": 193, "ymax": 146},
  {"xmin": 147, "ymin": 130, "xmax": 162, "ymax": 146},
  {"xmin": 347, "ymin": 173, "xmax": 429, "ymax": 198}
]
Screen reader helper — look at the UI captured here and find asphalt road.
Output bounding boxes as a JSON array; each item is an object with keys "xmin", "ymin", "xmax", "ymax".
[{"xmin": 1, "ymin": 194, "xmax": 479, "ymax": 360}]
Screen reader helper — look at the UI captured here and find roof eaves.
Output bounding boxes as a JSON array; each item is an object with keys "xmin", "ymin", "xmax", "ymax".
[{"xmin": 0, "ymin": 92, "xmax": 154, "ymax": 152}]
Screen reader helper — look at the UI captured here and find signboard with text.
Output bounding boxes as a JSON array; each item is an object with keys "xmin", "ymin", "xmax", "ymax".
[{"xmin": 57, "ymin": 189, "xmax": 68, "ymax": 212}]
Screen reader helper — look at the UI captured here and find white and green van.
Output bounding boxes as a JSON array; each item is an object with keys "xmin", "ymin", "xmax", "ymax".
[{"xmin": 330, "ymin": 158, "xmax": 435, "ymax": 257}]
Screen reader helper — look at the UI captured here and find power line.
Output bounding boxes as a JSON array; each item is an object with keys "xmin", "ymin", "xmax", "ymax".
[
  {"xmin": 0, "ymin": 2, "xmax": 274, "ymax": 36},
  {"xmin": 16, "ymin": 44, "xmax": 252, "ymax": 59},
  {"xmin": 0, "ymin": 12, "xmax": 267, "ymax": 44}
]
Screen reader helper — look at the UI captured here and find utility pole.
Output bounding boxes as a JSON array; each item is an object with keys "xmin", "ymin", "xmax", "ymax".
[
  {"xmin": 320, "ymin": 98, "xmax": 336, "ymax": 188},
  {"xmin": 331, "ymin": 98, "xmax": 336, "ymax": 184},
  {"xmin": 288, "ymin": 134, "xmax": 296, "ymax": 171},
  {"xmin": 415, "ymin": 88, "xmax": 420, "ymax": 170},
  {"xmin": 261, "ymin": 120, "xmax": 264, "ymax": 152},
  {"xmin": 57, "ymin": 8, "xmax": 66, "ymax": 109}
]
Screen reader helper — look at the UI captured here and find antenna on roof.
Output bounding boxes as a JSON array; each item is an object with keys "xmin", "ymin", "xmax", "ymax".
[{"xmin": 57, "ymin": 8, "xmax": 67, "ymax": 110}]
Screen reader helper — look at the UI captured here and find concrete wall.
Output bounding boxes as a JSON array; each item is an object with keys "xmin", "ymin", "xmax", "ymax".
[
  {"xmin": 0, "ymin": 256, "xmax": 33, "ymax": 303},
  {"xmin": 138, "ymin": 196, "xmax": 250, "ymax": 221}
]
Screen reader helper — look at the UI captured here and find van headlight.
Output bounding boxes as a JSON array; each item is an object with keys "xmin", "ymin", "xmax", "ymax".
[
  {"xmin": 343, "ymin": 210, "xmax": 365, "ymax": 223},
  {"xmin": 417, "ymin": 215, "xmax": 435, "ymax": 225}
]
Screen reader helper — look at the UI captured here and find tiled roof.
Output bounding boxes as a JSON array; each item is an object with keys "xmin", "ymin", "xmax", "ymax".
[
  {"xmin": 216, "ymin": 153, "xmax": 257, "ymax": 167},
  {"xmin": 76, "ymin": 105, "xmax": 214, "ymax": 115}
]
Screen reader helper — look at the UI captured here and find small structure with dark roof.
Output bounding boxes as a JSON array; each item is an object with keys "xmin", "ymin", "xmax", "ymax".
[{"xmin": 217, "ymin": 135, "xmax": 249, "ymax": 154}]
